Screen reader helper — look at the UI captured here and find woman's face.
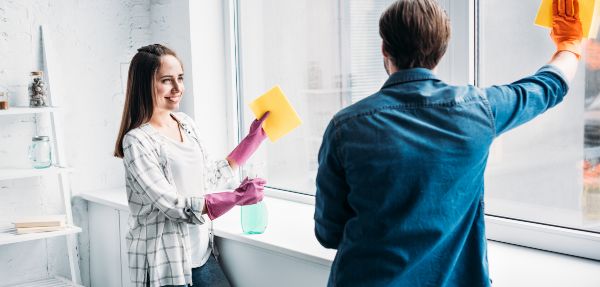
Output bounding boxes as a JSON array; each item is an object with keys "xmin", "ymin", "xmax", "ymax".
[{"xmin": 154, "ymin": 55, "xmax": 184, "ymax": 112}]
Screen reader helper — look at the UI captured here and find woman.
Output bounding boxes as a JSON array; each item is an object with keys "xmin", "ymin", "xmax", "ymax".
[{"xmin": 114, "ymin": 44, "xmax": 268, "ymax": 287}]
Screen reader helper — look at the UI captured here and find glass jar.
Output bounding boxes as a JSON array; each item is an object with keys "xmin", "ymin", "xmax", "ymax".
[
  {"xmin": 29, "ymin": 71, "xmax": 48, "ymax": 107},
  {"xmin": 28, "ymin": 136, "xmax": 52, "ymax": 169}
]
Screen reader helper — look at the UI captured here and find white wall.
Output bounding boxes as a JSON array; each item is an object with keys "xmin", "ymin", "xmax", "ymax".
[
  {"xmin": 148, "ymin": 0, "xmax": 232, "ymax": 159},
  {"xmin": 0, "ymin": 0, "xmax": 150, "ymax": 285},
  {"xmin": 149, "ymin": 0, "xmax": 195, "ymax": 118},
  {"xmin": 188, "ymin": 0, "xmax": 232, "ymax": 157},
  {"xmin": 0, "ymin": 0, "xmax": 231, "ymax": 285}
]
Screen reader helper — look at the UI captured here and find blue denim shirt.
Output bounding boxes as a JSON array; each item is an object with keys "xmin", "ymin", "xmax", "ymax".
[{"xmin": 315, "ymin": 66, "xmax": 568, "ymax": 286}]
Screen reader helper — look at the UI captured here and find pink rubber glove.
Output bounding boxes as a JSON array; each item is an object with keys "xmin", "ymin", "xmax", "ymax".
[
  {"xmin": 227, "ymin": 112, "xmax": 270, "ymax": 166},
  {"xmin": 204, "ymin": 177, "xmax": 266, "ymax": 220}
]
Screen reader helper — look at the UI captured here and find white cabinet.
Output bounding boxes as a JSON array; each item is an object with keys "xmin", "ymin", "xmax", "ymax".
[
  {"xmin": 88, "ymin": 202, "xmax": 131, "ymax": 287},
  {"xmin": 216, "ymin": 237, "xmax": 330, "ymax": 287},
  {"xmin": 82, "ymin": 189, "xmax": 131, "ymax": 287},
  {"xmin": 84, "ymin": 194, "xmax": 332, "ymax": 287},
  {"xmin": 120, "ymin": 209, "xmax": 131, "ymax": 287}
]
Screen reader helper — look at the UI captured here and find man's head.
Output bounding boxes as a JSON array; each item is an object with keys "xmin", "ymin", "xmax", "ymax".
[{"xmin": 379, "ymin": 0, "xmax": 451, "ymax": 72}]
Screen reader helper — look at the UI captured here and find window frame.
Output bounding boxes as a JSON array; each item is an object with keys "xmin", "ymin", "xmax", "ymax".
[
  {"xmin": 225, "ymin": 0, "xmax": 600, "ymax": 261},
  {"xmin": 472, "ymin": 0, "xmax": 600, "ymax": 260}
]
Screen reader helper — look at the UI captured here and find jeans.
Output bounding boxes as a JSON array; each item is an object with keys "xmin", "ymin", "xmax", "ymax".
[
  {"xmin": 152, "ymin": 255, "xmax": 232, "ymax": 287},
  {"xmin": 191, "ymin": 255, "xmax": 231, "ymax": 287}
]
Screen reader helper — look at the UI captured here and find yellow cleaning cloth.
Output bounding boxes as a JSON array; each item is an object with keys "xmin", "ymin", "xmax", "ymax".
[
  {"xmin": 534, "ymin": 0, "xmax": 600, "ymax": 38},
  {"xmin": 249, "ymin": 85, "xmax": 302, "ymax": 142}
]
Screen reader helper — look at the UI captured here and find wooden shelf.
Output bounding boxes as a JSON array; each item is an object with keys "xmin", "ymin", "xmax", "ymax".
[
  {"xmin": 0, "ymin": 225, "xmax": 81, "ymax": 246},
  {"xmin": 0, "ymin": 106, "xmax": 58, "ymax": 116},
  {"xmin": 0, "ymin": 166, "xmax": 72, "ymax": 181},
  {"xmin": 9, "ymin": 276, "xmax": 83, "ymax": 287}
]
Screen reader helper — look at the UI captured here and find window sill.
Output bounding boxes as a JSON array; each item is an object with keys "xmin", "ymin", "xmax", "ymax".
[
  {"xmin": 212, "ymin": 196, "xmax": 336, "ymax": 267},
  {"xmin": 214, "ymin": 194, "xmax": 600, "ymax": 286},
  {"xmin": 76, "ymin": 188, "xmax": 336, "ymax": 266},
  {"xmin": 77, "ymin": 188, "xmax": 600, "ymax": 269},
  {"xmin": 485, "ymin": 215, "xmax": 600, "ymax": 260},
  {"xmin": 213, "ymin": 192, "xmax": 600, "ymax": 272}
]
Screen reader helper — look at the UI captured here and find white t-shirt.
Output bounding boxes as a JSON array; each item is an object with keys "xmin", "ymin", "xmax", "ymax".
[{"xmin": 162, "ymin": 130, "xmax": 211, "ymax": 268}]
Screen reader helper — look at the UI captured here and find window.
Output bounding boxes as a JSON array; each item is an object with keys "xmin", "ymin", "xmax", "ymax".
[
  {"xmin": 235, "ymin": 0, "xmax": 467, "ymax": 195},
  {"xmin": 480, "ymin": 0, "xmax": 600, "ymax": 235},
  {"xmin": 229, "ymin": 0, "xmax": 600, "ymax": 259}
]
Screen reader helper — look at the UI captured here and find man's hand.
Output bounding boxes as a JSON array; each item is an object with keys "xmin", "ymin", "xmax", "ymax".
[{"xmin": 551, "ymin": 0, "xmax": 583, "ymax": 59}]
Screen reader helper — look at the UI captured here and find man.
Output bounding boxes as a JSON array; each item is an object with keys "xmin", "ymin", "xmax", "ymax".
[{"xmin": 314, "ymin": 0, "xmax": 582, "ymax": 286}]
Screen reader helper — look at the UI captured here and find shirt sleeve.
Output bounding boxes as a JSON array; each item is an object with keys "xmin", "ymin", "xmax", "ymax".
[
  {"xmin": 314, "ymin": 120, "xmax": 353, "ymax": 249},
  {"xmin": 484, "ymin": 64, "xmax": 569, "ymax": 136},
  {"xmin": 123, "ymin": 133, "xmax": 206, "ymax": 225}
]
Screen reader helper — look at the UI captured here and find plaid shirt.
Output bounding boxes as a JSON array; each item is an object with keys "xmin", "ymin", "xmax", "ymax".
[{"xmin": 122, "ymin": 112, "xmax": 233, "ymax": 287}]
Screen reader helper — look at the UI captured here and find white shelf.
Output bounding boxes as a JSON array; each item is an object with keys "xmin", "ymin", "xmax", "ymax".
[
  {"xmin": 9, "ymin": 276, "xmax": 83, "ymax": 287},
  {"xmin": 0, "ymin": 166, "xmax": 72, "ymax": 181},
  {"xmin": 0, "ymin": 225, "xmax": 81, "ymax": 246},
  {"xmin": 0, "ymin": 106, "xmax": 58, "ymax": 116}
]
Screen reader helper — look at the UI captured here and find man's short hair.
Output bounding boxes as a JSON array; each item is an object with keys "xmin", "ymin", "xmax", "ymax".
[{"xmin": 379, "ymin": 0, "xmax": 451, "ymax": 70}]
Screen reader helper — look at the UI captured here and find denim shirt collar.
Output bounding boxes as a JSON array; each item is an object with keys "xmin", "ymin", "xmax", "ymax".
[{"xmin": 381, "ymin": 68, "xmax": 439, "ymax": 89}]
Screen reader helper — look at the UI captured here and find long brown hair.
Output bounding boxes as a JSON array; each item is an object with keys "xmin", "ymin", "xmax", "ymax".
[{"xmin": 113, "ymin": 44, "xmax": 181, "ymax": 158}]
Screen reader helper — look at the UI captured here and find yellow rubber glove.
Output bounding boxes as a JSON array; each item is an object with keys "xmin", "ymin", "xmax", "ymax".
[{"xmin": 551, "ymin": 0, "xmax": 583, "ymax": 59}]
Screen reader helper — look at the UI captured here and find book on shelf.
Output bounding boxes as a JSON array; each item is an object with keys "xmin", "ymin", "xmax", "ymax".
[
  {"xmin": 13, "ymin": 215, "xmax": 66, "ymax": 228},
  {"xmin": 15, "ymin": 225, "xmax": 67, "ymax": 234}
]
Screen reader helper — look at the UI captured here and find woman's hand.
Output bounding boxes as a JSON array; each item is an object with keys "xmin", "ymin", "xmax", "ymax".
[
  {"xmin": 204, "ymin": 177, "xmax": 267, "ymax": 220},
  {"xmin": 227, "ymin": 112, "xmax": 270, "ymax": 168},
  {"xmin": 233, "ymin": 177, "xmax": 266, "ymax": 205}
]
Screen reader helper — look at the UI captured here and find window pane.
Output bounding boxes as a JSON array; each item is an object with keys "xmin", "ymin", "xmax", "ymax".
[
  {"xmin": 238, "ymin": 0, "xmax": 465, "ymax": 195},
  {"xmin": 481, "ymin": 0, "xmax": 600, "ymax": 233},
  {"xmin": 238, "ymin": 0, "xmax": 342, "ymax": 194}
]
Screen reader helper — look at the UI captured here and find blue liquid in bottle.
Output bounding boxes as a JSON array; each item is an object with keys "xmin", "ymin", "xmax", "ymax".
[{"xmin": 241, "ymin": 201, "xmax": 268, "ymax": 234}]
